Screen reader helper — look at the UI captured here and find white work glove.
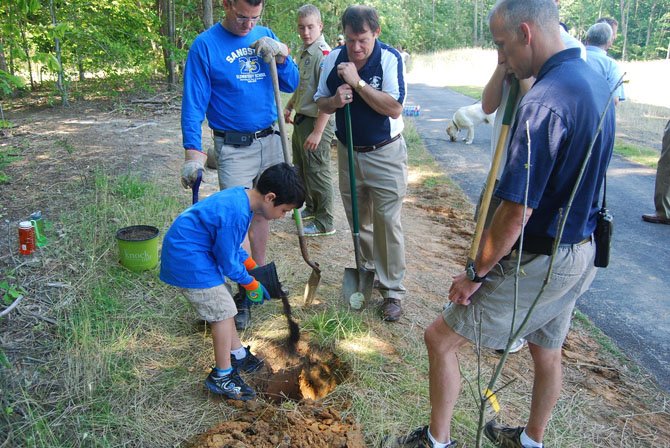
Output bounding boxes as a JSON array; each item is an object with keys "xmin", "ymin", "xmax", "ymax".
[
  {"xmin": 180, "ymin": 149, "xmax": 206, "ymax": 189},
  {"xmin": 251, "ymin": 37, "xmax": 289, "ymax": 63}
]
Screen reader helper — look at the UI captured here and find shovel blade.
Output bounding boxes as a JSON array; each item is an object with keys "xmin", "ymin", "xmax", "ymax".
[
  {"xmin": 303, "ymin": 268, "xmax": 321, "ymax": 306},
  {"xmin": 342, "ymin": 268, "xmax": 375, "ymax": 309}
]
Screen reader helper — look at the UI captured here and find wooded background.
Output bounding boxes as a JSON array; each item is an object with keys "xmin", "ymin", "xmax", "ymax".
[{"xmin": 1, "ymin": 0, "xmax": 669, "ymax": 103}]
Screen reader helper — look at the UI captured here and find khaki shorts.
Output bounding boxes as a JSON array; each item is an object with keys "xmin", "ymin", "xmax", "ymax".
[
  {"xmin": 443, "ymin": 240, "xmax": 596, "ymax": 349},
  {"xmin": 180, "ymin": 283, "xmax": 237, "ymax": 322},
  {"xmin": 213, "ymin": 132, "xmax": 284, "ymax": 189}
]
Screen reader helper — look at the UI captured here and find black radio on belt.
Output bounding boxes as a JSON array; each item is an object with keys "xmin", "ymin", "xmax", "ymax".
[{"xmin": 213, "ymin": 128, "xmax": 275, "ymax": 147}]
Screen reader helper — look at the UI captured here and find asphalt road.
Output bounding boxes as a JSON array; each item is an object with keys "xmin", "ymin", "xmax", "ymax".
[{"xmin": 406, "ymin": 82, "xmax": 670, "ymax": 392}]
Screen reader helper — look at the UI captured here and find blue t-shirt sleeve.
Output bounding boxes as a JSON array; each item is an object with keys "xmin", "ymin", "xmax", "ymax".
[
  {"xmin": 182, "ymin": 38, "xmax": 210, "ymax": 151},
  {"xmin": 496, "ymin": 102, "xmax": 567, "ymax": 208}
]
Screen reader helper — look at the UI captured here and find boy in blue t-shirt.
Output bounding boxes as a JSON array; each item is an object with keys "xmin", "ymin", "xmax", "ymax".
[{"xmin": 160, "ymin": 163, "xmax": 305, "ymax": 400}]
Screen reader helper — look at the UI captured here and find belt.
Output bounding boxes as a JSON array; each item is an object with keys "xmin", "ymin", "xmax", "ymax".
[
  {"xmin": 353, "ymin": 134, "xmax": 402, "ymax": 153},
  {"xmin": 212, "ymin": 127, "xmax": 276, "ymax": 140},
  {"xmin": 513, "ymin": 234, "xmax": 592, "ymax": 256},
  {"xmin": 294, "ymin": 113, "xmax": 310, "ymax": 126}
]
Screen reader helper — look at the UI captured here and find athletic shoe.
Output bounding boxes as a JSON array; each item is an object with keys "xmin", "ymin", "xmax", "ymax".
[
  {"xmin": 484, "ymin": 420, "xmax": 533, "ymax": 448},
  {"xmin": 385, "ymin": 426, "xmax": 458, "ymax": 447},
  {"xmin": 495, "ymin": 338, "xmax": 527, "ymax": 354},
  {"xmin": 300, "ymin": 209, "xmax": 315, "ymax": 221},
  {"xmin": 204, "ymin": 368, "xmax": 255, "ymax": 401},
  {"xmin": 303, "ymin": 222, "xmax": 336, "ymax": 237},
  {"xmin": 231, "ymin": 346, "xmax": 264, "ymax": 373}
]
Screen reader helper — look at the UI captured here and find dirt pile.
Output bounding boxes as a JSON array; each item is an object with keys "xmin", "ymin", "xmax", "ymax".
[
  {"xmin": 186, "ymin": 339, "xmax": 363, "ymax": 448},
  {"xmin": 186, "ymin": 401, "xmax": 365, "ymax": 448}
]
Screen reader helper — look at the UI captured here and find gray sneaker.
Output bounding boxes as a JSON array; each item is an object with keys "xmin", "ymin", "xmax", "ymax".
[
  {"xmin": 300, "ymin": 209, "xmax": 315, "ymax": 221},
  {"xmin": 303, "ymin": 222, "xmax": 336, "ymax": 237},
  {"xmin": 484, "ymin": 420, "xmax": 537, "ymax": 448},
  {"xmin": 495, "ymin": 338, "xmax": 527, "ymax": 354}
]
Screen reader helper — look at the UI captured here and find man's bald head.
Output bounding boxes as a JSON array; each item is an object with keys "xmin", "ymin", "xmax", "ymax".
[{"xmin": 489, "ymin": 0, "xmax": 560, "ymax": 36}]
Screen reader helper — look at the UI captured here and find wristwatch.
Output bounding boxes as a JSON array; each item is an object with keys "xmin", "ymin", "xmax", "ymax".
[
  {"xmin": 465, "ymin": 264, "xmax": 487, "ymax": 283},
  {"xmin": 356, "ymin": 79, "xmax": 367, "ymax": 91}
]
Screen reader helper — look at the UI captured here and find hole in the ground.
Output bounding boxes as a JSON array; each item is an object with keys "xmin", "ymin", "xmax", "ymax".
[{"xmin": 254, "ymin": 343, "xmax": 350, "ymax": 403}]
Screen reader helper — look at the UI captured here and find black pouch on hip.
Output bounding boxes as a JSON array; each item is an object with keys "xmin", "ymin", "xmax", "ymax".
[
  {"xmin": 223, "ymin": 131, "xmax": 253, "ymax": 147},
  {"xmin": 594, "ymin": 206, "xmax": 613, "ymax": 268}
]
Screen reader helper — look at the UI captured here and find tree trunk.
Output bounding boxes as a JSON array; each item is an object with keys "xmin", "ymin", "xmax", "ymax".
[
  {"xmin": 644, "ymin": 2, "xmax": 656, "ymax": 56},
  {"xmin": 202, "ymin": 0, "xmax": 213, "ymax": 30},
  {"xmin": 473, "ymin": 0, "xmax": 478, "ymax": 46},
  {"xmin": 18, "ymin": 22, "xmax": 35, "ymax": 89},
  {"xmin": 0, "ymin": 41, "xmax": 8, "ymax": 73},
  {"xmin": 167, "ymin": 0, "xmax": 176, "ymax": 89},
  {"xmin": 158, "ymin": 0, "xmax": 177, "ymax": 89},
  {"xmin": 49, "ymin": 0, "xmax": 68, "ymax": 106},
  {"xmin": 619, "ymin": 0, "xmax": 631, "ymax": 61}
]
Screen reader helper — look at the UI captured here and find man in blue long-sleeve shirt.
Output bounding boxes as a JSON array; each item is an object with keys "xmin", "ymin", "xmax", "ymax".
[{"xmin": 180, "ymin": 0, "xmax": 298, "ymax": 270}]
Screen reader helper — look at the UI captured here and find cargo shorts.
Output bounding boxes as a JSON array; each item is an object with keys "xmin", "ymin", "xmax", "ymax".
[
  {"xmin": 180, "ymin": 283, "xmax": 237, "ymax": 323},
  {"xmin": 213, "ymin": 132, "xmax": 284, "ymax": 189},
  {"xmin": 443, "ymin": 239, "xmax": 596, "ymax": 349}
]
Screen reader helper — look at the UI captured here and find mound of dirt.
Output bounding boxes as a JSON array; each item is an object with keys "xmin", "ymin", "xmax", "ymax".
[{"xmin": 185, "ymin": 401, "xmax": 365, "ymax": 448}]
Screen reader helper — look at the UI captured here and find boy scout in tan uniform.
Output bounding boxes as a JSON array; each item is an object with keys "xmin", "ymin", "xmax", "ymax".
[{"xmin": 284, "ymin": 4, "xmax": 336, "ymax": 236}]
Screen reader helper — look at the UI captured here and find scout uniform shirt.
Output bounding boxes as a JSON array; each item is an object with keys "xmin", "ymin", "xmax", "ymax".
[{"xmin": 291, "ymin": 35, "xmax": 331, "ymax": 118}]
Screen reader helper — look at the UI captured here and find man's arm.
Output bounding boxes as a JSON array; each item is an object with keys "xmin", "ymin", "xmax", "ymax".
[
  {"xmin": 356, "ymin": 82, "xmax": 403, "ymax": 118},
  {"xmin": 482, "ymin": 64, "xmax": 507, "ymax": 115},
  {"xmin": 449, "ymin": 200, "xmax": 533, "ymax": 305},
  {"xmin": 181, "ymin": 42, "xmax": 209, "ymax": 152},
  {"xmin": 337, "ymin": 61, "xmax": 402, "ymax": 118}
]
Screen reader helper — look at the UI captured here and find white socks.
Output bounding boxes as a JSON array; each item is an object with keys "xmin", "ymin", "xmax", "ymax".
[
  {"xmin": 427, "ymin": 427, "xmax": 453, "ymax": 448},
  {"xmin": 521, "ymin": 429, "xmax": 543, "ymax": 448},
  {"xmin": 231, "ymin": 346, "xmax": 247, "ymax": 360}
]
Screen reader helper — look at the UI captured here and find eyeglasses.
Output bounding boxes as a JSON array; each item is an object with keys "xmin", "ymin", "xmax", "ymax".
[
  {"xmin": 230, "ymin": 4, "xmax": 261, "ymax": 25},
  {"xmin": 235, "ymin": 15, "xmax": 261, "ymax": 25}
]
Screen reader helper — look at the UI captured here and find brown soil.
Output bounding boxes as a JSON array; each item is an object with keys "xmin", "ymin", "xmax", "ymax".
[{"xmin": 1, "ymin": 90, "xmax": 669, "ymax": 447}]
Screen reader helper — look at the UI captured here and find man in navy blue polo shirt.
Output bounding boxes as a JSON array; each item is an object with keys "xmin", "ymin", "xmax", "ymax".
[
  {"xmin": 389, "ymin": 0, "xmax": 615, "ymax": 447},
  {"xmin": 315, "ymin": 4, "xmax": 407, "ymax": 322}
]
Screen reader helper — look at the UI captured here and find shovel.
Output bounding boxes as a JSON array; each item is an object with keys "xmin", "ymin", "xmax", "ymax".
[
  {"xmin": 465, "ymin": 78, "xmax": 519, "ymax": 277},
  {"xmin": 342, "ymin": 103, "xmax": 375, "ymax": 309},
  {"xmin": 268, "ymin": 57, "xmax": 322, "ymax": 306}
]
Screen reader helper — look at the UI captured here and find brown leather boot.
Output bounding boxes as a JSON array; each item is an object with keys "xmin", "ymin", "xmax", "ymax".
[{"xmin": 381, "ymin": 297, "xmax": 402, "ymax": 322}]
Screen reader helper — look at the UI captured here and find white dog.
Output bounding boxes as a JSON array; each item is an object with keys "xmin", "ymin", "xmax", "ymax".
[{"xmin": 446, "ymin": 103, "xmax": 496, "ymax": 145}]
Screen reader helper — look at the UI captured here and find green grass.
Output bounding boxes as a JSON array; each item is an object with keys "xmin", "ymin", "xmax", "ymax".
[
  {"xmin": 0, "ymin": 145, "xmax": 21, "ymax": 184},
  {"xmin": 614, "ymin": 140, "xmax": 659, "ymax": 168},
  {"xmin": 404, "ymin": 119, "xmax": 452, "ymax": 190},
  {"xmin": 449, "ymin": 85, "xmax": 484, "ymax": 99}
]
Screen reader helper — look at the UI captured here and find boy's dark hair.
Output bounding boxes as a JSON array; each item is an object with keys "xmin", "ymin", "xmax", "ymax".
[
  {"xmin": 342, "ymin": 5, "xmax": 380, "ymax": 34},
  {"xmin": 257, "ymin": 163, "xmax": 305, "ymax": 208}
]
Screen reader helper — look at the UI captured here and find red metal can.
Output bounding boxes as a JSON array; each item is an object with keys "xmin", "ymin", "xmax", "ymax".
[{"xmin": 18, "ymin": 221, "xmax": 36, "ymax": 255}]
